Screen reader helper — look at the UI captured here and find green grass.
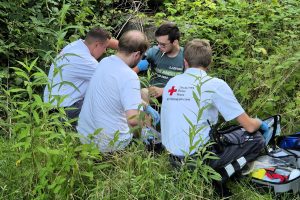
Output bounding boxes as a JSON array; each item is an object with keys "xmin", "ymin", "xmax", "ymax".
[
  {"xmin": 1, "ymin": 134, "xmax": 299, "ymax": 200},
  {"xmin": 0, "ymin": 0, "xmax": 299, "ymax": 199}
]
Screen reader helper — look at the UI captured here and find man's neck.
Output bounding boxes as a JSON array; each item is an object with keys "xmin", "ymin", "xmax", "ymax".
[
  {"xmin": 166, "ymin": 44, "xmax": 180, "ymax": 58},
  {"xmin": 116, "ymin": 52, "xmax": 131, "ymax": 67},
  {"xmin": 186, "ymin": 66, "xmax": 208, "ymax": 72},
  {"xmin": 200, "ymin": 67, "xmax": 207, "ymax": 71},
  {"xmin": 84, "ymin": 40, "xmax": 93, "ymax": 54}
]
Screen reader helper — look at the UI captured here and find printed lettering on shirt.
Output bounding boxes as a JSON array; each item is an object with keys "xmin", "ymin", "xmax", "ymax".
[
  {"xmin": 156, "ymin": 73, "xmax": 169, "ymax": 80},
  {"xmin": 155, "ymin": 67, "xmax": 183, "ymax": 77},
  {"xmin": 166, "ymin": 85, "xmax": 194, "ymax": 101},
  {"xmin": 169, "ymin": 66, "xmax": 184, "ymax": 71}
]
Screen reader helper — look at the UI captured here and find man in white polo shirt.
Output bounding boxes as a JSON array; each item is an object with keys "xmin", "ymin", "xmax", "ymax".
[
  {"xmin": 77, "ymin": 30, "xmax": 160, "ymax": 152},
  {"xmin": 161, "ymin": 39, "xmax": 268, "ymax": 192},
  {"xmin": 44, "ymin": 27, "xmax": 118, "ymax": 120}
]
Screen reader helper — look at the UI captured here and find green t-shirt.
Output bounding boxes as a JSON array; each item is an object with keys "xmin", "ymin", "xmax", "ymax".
[{"xmin": 145, "ymin": 46, "xmax": 184, "ymax": 88}]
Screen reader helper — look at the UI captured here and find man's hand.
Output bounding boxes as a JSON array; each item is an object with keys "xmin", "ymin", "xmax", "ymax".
[
  {"xmin": 257, "ymin": 118, "xmax": 271, "ymax": 144},
  {"xmin": 107, "ymin": 38, "xmax": 119, "ymax": 49},
  {"xmin": 137, "ymin": 60, "xmax": 149, "ymax": 71},
  {"xmin": 260, "ymin": 121, "xmax": 269, "ymax": 133},
  {"xmin": 144, "ymin": 105, "xmax": 160, "ymax": 126},
  {"xmin": 149, "ymin": 86, "xmax": 163, "ymax": 98}
]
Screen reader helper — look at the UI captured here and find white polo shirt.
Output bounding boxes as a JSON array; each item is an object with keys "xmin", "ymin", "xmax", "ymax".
[
  {"xmin": 161, "ymin": 68, "xmax": 245, "ymax": 156},
  {"xmin": 77, "ymin": 55, "xmax": 142, "ymax": 152},
  {"xmin": 44, "ymin": 39, "xmax": 98, "ymax": 107}
]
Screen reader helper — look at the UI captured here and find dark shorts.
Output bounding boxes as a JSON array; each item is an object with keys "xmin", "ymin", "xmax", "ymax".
[
  {"xmin": 209, "ymin": 130, "xmax": 265, "ymax": 169},
  {"xmin": 169, "ymin": 130, "xmax": 265, "ymax": 171},
  {"xmin": 65, "ymin": 99, "xmax": 84, "ymax": 122}
]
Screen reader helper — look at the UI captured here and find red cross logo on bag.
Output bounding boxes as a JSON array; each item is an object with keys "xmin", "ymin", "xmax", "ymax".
[{"xmin": 168, "ymin": 86, "xmax": 177, "ymax": 96}]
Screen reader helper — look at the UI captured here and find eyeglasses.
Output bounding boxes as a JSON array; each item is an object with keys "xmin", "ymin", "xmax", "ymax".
[{"xmin": 157, "ymin": 41, "xmax": 172, "ymax": 48}]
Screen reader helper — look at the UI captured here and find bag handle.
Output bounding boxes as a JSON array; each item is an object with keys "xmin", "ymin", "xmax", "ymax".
[{"xmin": 263, "ymin": 115, "xmax": 281, "ymax": 149}]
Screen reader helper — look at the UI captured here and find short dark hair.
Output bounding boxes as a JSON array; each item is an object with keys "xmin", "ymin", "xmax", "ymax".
[
  {"xmin": 184, "ymin": 39, "xmax": 212, "ymax": 68},
  {"xmin": 118, "ymin": 30, "xmax": 149, "ymax": 55},
  {"xmin": 85, "ymin": 27, "xmax": 111, "ymax": 43},
  {"xmin": 155, "ymin": 23, "xmax": 180, "ymax": 43}
]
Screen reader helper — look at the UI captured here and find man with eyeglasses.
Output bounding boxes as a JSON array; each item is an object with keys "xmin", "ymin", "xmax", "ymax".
[
  {"xmin": 44, "ymin": 27, "xmax": 118, "ymax": 121},
  {"xmin": 133, "ymin": 23, "xmax": 184, "ymax": 104}
]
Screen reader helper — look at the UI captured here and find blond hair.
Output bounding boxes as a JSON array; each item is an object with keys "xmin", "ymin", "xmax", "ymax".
[{"xmin": 184, "ymin": 39, "xmax": 212, "ymax": 68}]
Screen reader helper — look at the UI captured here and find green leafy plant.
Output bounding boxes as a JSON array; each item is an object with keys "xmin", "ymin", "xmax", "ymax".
[
  {"xmin": 180, "ymin": 74, "xmax": 221, "ymax": 183},
  {"xmin": 153, "ymin": 0, "xmax": 300, "ymax": 133},
  {"xmin": 0, "ymin": 58, "xmax": 110, "ymax": 199},
  {"xmin": 0, "ymin": 0, "xmax": 299, "ymax": 199}
]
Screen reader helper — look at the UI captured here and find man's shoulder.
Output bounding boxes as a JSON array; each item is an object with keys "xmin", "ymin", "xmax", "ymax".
[
  {"xmin": 63, "ymin": 39, "xmax": 82, "ymax": 50},
  {"xmin": 146, "ymin": 46, "xmax": 160, "ymax": 57},
  {"xmin": 125, "ymin": 68, "xmax": 139, "ymax": 79},
  {"xmin": 181, "ymin": 71, "xmax": 227, "ymax": 89},
  {"xmin": 204, "ymin": 76, "xmax": 227, "ymax": 87},
  {"xmin": 99, "ymin": 55, "xmax": 114, "ymax": 64},
  {"xmin": 176, "ymin": 46, "xmax": 184, "ymax": 58},
  {"xmin": 61, "ymin": 39, "xmax": 91, "ymax": 57},
  {"xmin": 179, "ymin": 46, "xmax": 184, "ymax": 53},
  {"xmin": 202, "ymin": 76, "xmax": 234, "ymax": 96},
  {"xmin": 149, "ymin": 46, "xmax": 160, "ymax": 52},
  {"xmin": 104, "ymin": 56, "xmax": 138, "ymax": 78},
  {"xmin": 213, "ymin": 77, "xmax": 228, "ymax": 86},
  {"xmin": 166, "ymin": 73, "xmax": 184, "ymax": 84}
]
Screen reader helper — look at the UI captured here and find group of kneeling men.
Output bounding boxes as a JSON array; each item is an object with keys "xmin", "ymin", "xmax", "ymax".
[{"xmin": 44, "ymin": 23, "xmax": 269, "ymax": 184}]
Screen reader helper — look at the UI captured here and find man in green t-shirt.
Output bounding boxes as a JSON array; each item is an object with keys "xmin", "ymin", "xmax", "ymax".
[{"xmin": 133, "ymin": 23, "xmax": 184, "ymax": 103}]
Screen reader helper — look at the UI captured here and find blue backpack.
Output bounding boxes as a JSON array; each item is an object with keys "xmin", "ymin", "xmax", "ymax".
[{"xmin": 278, "ymin": 132, "xmax": 300, "ymax": 150}]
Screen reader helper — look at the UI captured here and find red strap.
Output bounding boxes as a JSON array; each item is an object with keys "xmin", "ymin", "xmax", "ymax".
[{"xmin": 265, "ymin": 171, "xmax": 288, "ymax": 183}]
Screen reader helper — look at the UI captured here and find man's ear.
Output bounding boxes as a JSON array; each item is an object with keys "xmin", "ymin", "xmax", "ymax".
[
  {"xmin": 184, "ymin": 59, "xmax": 189, "ymax": 69},
  {"xmin": 172, "ymin": 39, "xmax": 179, "ymax": 45},
  {"xmin": 135, "ymin": 51, "xmax": 141, "ymax": 58}
]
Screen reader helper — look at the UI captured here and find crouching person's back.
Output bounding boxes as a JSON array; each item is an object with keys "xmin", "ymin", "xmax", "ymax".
[
  {"xmin": 77, "ymin": 30, "xmax": 160, "ymax": 152},
  {"xmin": 161, "ymin": 39, "xmax": 267, "ymax": 197}
]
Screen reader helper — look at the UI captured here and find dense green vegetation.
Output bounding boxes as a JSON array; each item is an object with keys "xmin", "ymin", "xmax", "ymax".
[{"xmin": 0, "ymin": 0, "xmax": 299, "ymax": 199}]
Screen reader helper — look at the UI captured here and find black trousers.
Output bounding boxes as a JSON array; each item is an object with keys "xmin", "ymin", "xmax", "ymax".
[
  {"xmin": 65, "ymin": 99, "xmax": 84, "ymax": 120},
  {"xmin": 210, "ymin": 131, "xmax": 265, "ymax": 169},
  {"xmin": 170, "ymin": 130, "xmax": 265, "ymax": 171}
]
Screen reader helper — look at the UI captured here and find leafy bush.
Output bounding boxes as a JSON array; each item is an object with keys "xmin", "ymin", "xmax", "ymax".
[
  {"xmin": 154, "ymin": 0, "xmax": 300, "ymax": 132},
  {"xmin": 0, "ymin": 59, "xmax": 107, "ymax": 199},
  {"xmin": 0, "ymin": 0, "xmax": 299, "ymax": 199},
  {"xmin": 0, "ymin": 0, "xmax": 126, "ymax": 88}
]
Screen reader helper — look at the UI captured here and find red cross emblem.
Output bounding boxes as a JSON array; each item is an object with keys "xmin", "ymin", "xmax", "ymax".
[{"xmin": 168, "ymin": 86, "xmax": 177, "ymax": 96}]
